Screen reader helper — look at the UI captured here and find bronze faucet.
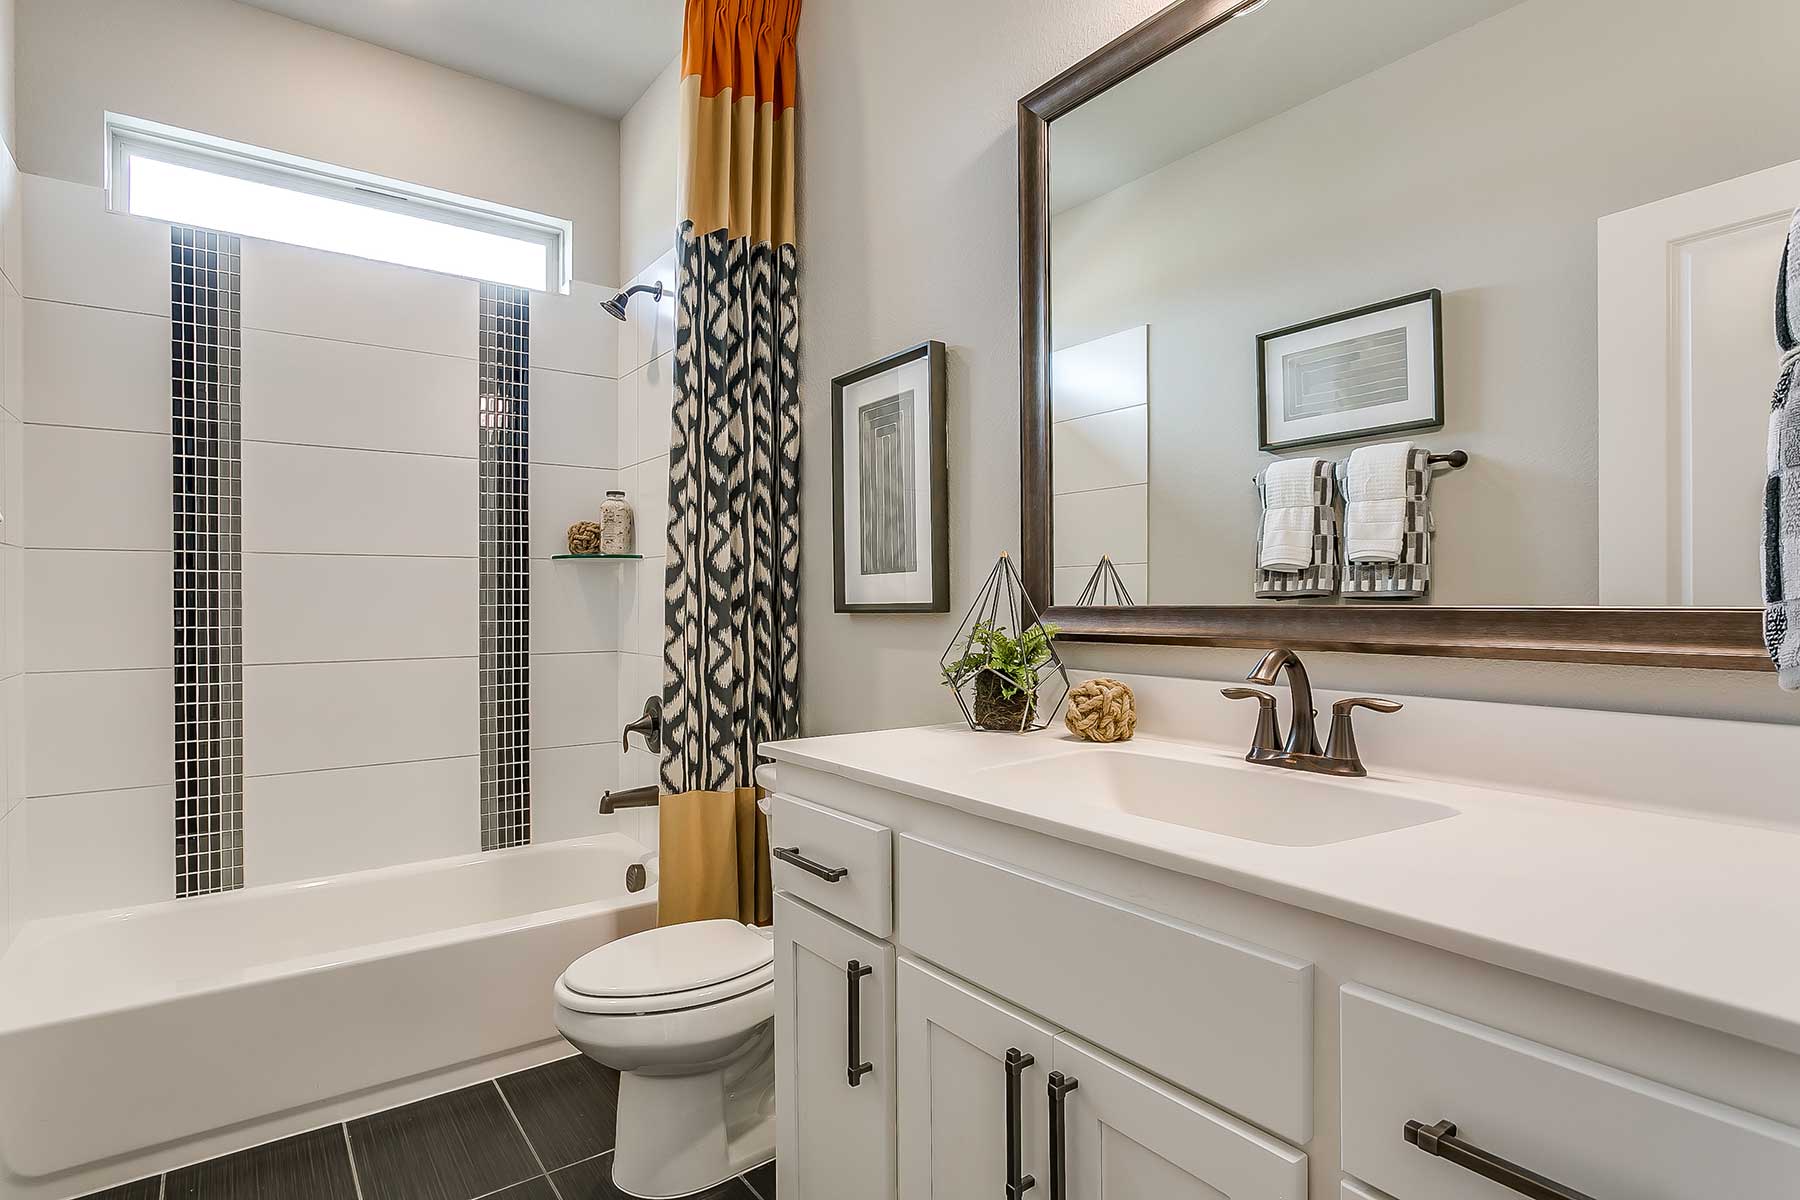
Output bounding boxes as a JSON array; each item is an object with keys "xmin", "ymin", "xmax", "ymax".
[{"xmin": 1222, "ymin": 648, "xmax": 1401, "ymax": 778}]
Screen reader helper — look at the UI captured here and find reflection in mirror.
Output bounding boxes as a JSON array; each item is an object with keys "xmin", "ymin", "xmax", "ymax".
[{"xmin": 1047, "ymin": 0, "xmax": 1800, "ymax": 609}]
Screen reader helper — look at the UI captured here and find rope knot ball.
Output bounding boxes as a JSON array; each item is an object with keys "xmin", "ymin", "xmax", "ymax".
[
  {"xmin": 1064, "ymin": 677, "xmax": 1137, "ymax": 743},
  {"xmin": 567, "ymin": 521, "xmax": 605, "ymax": 555}
]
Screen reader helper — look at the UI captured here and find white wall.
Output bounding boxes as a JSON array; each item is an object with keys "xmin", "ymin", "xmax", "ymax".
[
  {"xmin": 17, "ymin": 0, "xmax": 621, "ymax": 286},
  {"xmin": 613, "ymin": 58, "xmax": 680, "ymax": 797},
  {"xmin": 0, "ymin": 0, "xmax": 664, "ymax": 922},
  {"xmin": 796, "ymin": 0, "xmax": 1800, "ymax": 736},
  {"xmin": 1051, "ymin": 0, "xmax": 1800, "ymax": 607},
  {"xmin": 0, "ymin": 0, "xmax": 21, "ymax": 947},
  {"xmin": 620, "ymin": 55, "xmax": 681, "ymax": 285},
  {"xmin": 14, "ymin": 174, "xmax": 639, "ymax": 916}
]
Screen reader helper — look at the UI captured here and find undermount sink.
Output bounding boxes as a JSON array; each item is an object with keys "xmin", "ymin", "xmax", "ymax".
[{"xmin": 971, "ymin": 749, "xmax": 1457, "ymax": 846}]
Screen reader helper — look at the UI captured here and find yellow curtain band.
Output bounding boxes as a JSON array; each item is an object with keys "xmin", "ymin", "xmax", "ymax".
[{"xmin": 678, "ymin": 74, "xmax": 798, "ymax": 249}]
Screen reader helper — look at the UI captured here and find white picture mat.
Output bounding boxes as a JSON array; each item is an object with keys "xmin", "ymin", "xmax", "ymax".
[
  {"xmin": 1262, "ymin": 298, "xmax": 1437, "ymax": 445},
  {"xmin": 841, "ymin": 356, "xmax": 936, "ymax": 605}
]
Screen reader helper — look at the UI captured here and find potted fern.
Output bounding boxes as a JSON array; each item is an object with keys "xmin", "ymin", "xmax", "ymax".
[{"xmin": 942, "ymin": 618, "xmax": 1061, "ymax": 731}]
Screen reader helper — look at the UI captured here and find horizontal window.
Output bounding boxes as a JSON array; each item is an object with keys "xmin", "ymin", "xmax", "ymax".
[{"xmin": 106, "ymin": 113, "xmax": 571, "ymax": 292}]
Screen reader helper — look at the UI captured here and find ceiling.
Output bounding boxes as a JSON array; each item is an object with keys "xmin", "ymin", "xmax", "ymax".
[
  {"xmin": 239, "ymin": 0, "xmax": 683, "ymax": 118},
  {"xmin": 1050, "ymin": 0, "xmax": 1526, "ymax": 213}
]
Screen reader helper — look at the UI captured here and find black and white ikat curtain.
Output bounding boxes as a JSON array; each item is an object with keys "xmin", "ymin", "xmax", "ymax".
[{"xmin": 660, "ymin": 221, "xmax": 802, "ymax": 798}]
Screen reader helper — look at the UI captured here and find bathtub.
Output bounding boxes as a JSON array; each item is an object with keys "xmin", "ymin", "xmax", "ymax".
[{"xmin": 0, "ymin": 833, "xmax": 656, "ymax": 1198}]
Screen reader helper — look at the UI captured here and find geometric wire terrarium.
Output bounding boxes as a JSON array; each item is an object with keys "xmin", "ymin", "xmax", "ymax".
[
  {"xmin": 1072, "ymin": 554, "xmax": 1137, "ymax": 606},
  {"xmin": 941, "ymin": 552, "xmax": 1071, "ymax": 732}
]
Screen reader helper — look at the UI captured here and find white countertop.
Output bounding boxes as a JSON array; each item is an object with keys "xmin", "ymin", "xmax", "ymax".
[{"xmin": 763, "ymin": 720, "xmax": 1800, "ymax": 1057}]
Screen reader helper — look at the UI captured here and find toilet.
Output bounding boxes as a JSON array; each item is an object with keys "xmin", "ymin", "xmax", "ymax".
[{"xmin": 553, "ymin": 919, "xmax": 777, "ymax": 1199}]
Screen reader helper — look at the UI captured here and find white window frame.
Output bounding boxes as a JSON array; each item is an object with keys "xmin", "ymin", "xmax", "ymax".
[{"xmin": 104, "ymin": 112, "xmax": 574, "ymax": 294}]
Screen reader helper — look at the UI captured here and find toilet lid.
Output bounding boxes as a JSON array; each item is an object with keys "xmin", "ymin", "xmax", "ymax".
[{"xmin": 562, "ymin": 919, "xmax": 773, "ymax": 1000}]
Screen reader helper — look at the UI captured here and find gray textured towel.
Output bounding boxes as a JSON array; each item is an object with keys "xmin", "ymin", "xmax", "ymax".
[{"xmin": 1765, "ymin": 208, "xmax": 1800, "ymax": 689}]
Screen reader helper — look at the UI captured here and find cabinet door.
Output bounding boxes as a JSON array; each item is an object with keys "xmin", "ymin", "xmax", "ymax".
[
  {"xmin": 1049, "ymin": 1034, "xmax": 1307, "ymax": 1200},
  {"xmin": 775, "ymin": 892, "xmax": 897, "ymax": 1200},
  {"xmin": 897, "ymin": 956, "xmax": 1059, "ymax": 1200}
]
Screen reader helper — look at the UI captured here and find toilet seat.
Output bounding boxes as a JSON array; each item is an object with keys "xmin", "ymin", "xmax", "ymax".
[{"xmin": 557, "ymin": 919, "xmax": 774, "ymax": 1016}]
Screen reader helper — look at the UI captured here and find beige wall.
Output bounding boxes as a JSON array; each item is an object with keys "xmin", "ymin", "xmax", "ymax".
[
  {"xmin": 796, "ymin": 0, "xmax": 1800, "ymax": 734},
  {"xmin": 1051, "ymin": 0, "xmax": 1800, "ymax": 607},
  {"xmin": 18, "ymin": 0, "xmax": 621, "ymax": 285},
  {"xmin": 620, "ymin": 54, "xmax": 680, "ymax": 282},
  {"xmin": 0, "ymin": 0, "xmax": 20, "ymax": 946}
]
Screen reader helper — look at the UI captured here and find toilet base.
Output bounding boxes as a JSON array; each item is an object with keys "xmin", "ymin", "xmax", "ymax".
[{"xmin": 610, "ymin": 1025, "xmax": 777, "ymax": 1199}]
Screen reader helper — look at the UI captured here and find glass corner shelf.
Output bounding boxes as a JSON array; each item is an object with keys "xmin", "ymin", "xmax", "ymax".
[{"xmin": 552, "ymin": 552, "xmax": 644, "ymax": 560}]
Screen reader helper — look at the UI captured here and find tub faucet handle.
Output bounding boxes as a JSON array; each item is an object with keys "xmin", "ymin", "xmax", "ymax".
[{"xmin": 623, "ymin": 695, "xmax": 663, "ymax": 754}]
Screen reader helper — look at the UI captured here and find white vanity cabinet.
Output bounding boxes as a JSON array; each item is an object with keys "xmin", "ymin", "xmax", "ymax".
[
  {"xmin": 773, "ymin": 892, "xmax": 896, "ymax": 1200},
  {"xmin": 768, "ymin": 763, "xmax": 1800, "ymax": 1200},
  {"xmin": 895, "ymin": 957, "xmax": 1307, "ymax": 1200},
  {"xmin": 771, "ymin": 792, "xmax": 1313, "ymax": 1200},
  {"xmin": 1340, "ymin": 985, "xmax": 1800, "ymax": 1199},
  {"xmin": 896, "ymin": 958, "xmax": 1057, "ymax": 1199}
]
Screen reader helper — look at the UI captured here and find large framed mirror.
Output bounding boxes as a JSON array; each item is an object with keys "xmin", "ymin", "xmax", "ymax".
[{"xmin": 1019, "ymin": 0, "xmax": 1792, "ymax": 668}]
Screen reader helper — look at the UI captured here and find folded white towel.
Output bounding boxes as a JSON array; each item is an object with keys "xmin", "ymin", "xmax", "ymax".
[
  {"xmin": 1344, "ymin": 441, "xmax": 1413, "ymax": 563},
  {"xmin": 1258, "ymin": 457, "xmax": 1321, "ymax": 570}
]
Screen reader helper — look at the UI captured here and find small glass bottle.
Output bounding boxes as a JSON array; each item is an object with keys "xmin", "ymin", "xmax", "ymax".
[{"xmin": 599, "ymin": 490, "xmax": 635, "ymax": 555}]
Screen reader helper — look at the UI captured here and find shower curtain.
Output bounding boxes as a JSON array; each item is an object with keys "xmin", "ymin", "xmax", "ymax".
[{"xmin": 657, "ymin": 0, "xmax": 801, "ymax": 927}]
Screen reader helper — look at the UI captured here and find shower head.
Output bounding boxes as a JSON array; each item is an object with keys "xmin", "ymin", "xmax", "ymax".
[{"xmin": 601, "ymin": 281, "xmax": 665, "ymax": 321}]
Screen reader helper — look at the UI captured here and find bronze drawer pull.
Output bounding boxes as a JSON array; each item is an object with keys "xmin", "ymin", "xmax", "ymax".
[
  {"xmin": 773, "ymin": 845, "xmax": 848, "ymax": 882},
  {"xmin": 1405, "ymin": 1118, "xmax": 1598, "ymax": 1200}
]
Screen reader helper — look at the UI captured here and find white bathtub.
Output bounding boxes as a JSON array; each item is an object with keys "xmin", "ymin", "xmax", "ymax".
[{"xmin": 0, "ymin": 833, "xmax": 656, "ymax": 1198}]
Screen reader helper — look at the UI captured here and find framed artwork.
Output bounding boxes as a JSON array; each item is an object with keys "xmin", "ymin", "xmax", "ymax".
[
  {"xmin": 1257, "ymin": 289, "xmax": 1444, "ymax": 452},
  {"xmin": 832, "ymin": 340, "xmax": 949, "ymax": 613}
]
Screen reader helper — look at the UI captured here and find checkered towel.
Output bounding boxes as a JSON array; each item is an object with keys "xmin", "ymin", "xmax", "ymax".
[{"xmin": 1765, "ymin": 209, "xmax": 1800, "ymax": 689}]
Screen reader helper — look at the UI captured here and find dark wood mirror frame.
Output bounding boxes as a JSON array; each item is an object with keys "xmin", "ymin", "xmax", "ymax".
[{"xmin": 1017, "ymin": 0, "xmax": 1768, "ymax": 671}]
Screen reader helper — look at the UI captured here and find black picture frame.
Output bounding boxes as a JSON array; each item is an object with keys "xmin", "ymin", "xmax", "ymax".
[
  {"xmin": 1255, "ymin": 289, "xmax": 1445, "ymax": 453},
  {"xmin": 1252, "ymin": 291, "xmax": 1447, "ymax": 455},
  {"xmin": 831, "ymin": 340, "xmax": 950, "ymax": 613}
]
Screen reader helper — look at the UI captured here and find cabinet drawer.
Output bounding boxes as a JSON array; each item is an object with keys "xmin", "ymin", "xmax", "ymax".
[
  {"xmin": 896, "ymin": 835, "xmax": 1313, "ymax": 1145},
  {"xmin": 1341, "ymin": 984, "xmax": 1800, "ymax": 1200},
  {"xmin": 769, "ymin": 794, "xmax": 892, "ymax": 936}
]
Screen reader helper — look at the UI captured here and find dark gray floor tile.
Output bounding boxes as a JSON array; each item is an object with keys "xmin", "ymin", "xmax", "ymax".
[
  {"xmin": 744, "ymin": 1160, "xmax": 776, "ymax": 1199},
  {"xmin": 348, "ymin": 1082, "xmax": 539, "ymax": 1200},
  {"xmin": 550, "ymin": 1156, "xmax": 754, "ymax": 1200},
  {"xmin": 76, "ymin": 1179, "xmax": 161, "ymax": 1200},
  {"xmin": 480, "ymin": 1178, "xmax": 557, "ymax": 1200},
  {"xmin": 165, "ymin": 1125, "xmax": 357, "ymax": 1200},
  {"xmin": 495, "ymin": 1054, "xmax": 619, "ymax": 1170}
]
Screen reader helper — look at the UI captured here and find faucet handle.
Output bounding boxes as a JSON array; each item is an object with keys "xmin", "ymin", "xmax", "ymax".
[
  {"xmin": 1324, "ymin": 697, "xmax": 1402, "ymax": 776},
  {"xmin": 1220, "ymin": 687, "xmax": 1282, "ymax": 758}
]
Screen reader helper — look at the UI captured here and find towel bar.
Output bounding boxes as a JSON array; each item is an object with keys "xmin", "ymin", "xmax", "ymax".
[{"xmin": 1253, "ymin": 448, "xmax": 1467, "ymax": 486}]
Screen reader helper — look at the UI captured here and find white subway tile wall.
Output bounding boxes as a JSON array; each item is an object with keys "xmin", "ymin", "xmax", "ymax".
[
  {"xmin": 614, "ymin": 245, "xmax": 678, "ymax": 805},
  {"xmin": 0, "ymin": 138, "xmax": 23, "ymax": 945},
  {"xmin": 531, "ymin": 276, "xmax": 636, "ymax": 840},
  {"xmin": 8, "ymin": 174, "xmax": 638, "ymax": 925}
]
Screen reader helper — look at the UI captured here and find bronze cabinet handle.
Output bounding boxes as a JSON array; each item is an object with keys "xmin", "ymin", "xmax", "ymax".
[
  {"xmin": 1405, "ymin": 1119, "xmax": 1598, "ymax": 1200},
  {"xmin": 1004, "ymin": 1048, "xmax": 1036, "ymax": 1198},
  {"xmin": 845, "ymin": 960, "xmax": 874, "ymax": 1087},
  {"xmin": 1047, "ymin": 1071, "xmax": 1079, "ymax": 1200},
  {"xmin": 772, "ymin": 845, "xmax": 848, "ymax": 882}
]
